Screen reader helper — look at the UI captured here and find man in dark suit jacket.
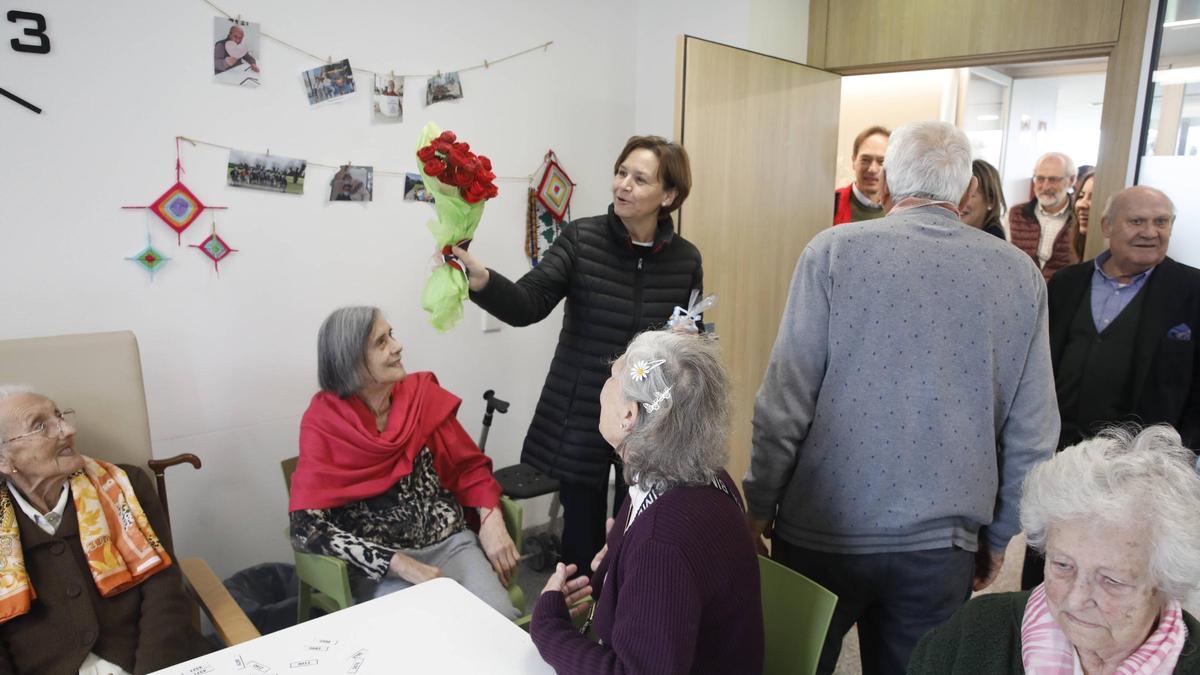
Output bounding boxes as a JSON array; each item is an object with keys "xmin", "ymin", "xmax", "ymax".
[{"xmin": 1022, "ymin": 185, "xmax": 1199, "ymax": 589}]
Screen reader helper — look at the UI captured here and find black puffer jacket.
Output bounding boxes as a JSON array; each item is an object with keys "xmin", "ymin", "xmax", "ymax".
[{"xmin": 471, "ymin": 205, "xmax": 704, "ymax": 486}]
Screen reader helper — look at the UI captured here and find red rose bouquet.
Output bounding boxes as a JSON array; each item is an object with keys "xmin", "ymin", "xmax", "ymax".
[{"xmin": 414, "ymin": 123, "xmax": 500, "ymax": 331}]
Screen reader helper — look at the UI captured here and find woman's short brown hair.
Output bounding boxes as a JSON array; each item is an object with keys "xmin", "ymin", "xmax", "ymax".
[{"xmin": 613, "ymin": 135, "xmax": 692, "ymax": 213}]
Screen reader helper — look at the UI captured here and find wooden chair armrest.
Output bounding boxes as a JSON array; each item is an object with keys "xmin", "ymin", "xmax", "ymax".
[{"xmin": 179, "ymin": 557, "xmax": 260, "ymax": 646}]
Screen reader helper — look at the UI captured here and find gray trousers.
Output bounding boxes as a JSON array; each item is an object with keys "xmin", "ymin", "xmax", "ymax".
[{"xmin": 352, "ymin": 529, "xmax": 519, "ymax": 619}]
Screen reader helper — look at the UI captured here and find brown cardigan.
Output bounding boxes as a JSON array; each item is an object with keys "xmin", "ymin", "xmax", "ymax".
[
  {"xmin": 0, "ymin": 465, "xmax": 203, "ymax": 675},
  {"xmin": 1008, "ymin": 199, "xmax": 1078, "ymax": 282}
]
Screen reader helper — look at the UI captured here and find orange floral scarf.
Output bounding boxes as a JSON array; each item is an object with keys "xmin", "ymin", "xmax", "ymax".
[{"xmin": 0, "ymin": 457, "xmax": 172, "ymax": 624}]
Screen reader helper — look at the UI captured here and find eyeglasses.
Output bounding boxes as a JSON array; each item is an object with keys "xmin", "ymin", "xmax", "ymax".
[
  {"xmin": 2, "ymin": 409, "xmax": 75, "ymax": 444},
  {"xmin": 1033, "ymin": 175, "xmax": 1069, "ymax": 185}
]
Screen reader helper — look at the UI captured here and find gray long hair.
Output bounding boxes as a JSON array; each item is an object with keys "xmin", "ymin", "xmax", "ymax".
[
  {"xmin": 316, "ymin": 306, "xmax": 379, "ymax": 398},
  {"xmin": 616, "ymin": 332, "xmax": 729, "ymax": 490},
  {"xmin": 1020, "ymin": 425, "xmax": 1200, "ymax": 602}
]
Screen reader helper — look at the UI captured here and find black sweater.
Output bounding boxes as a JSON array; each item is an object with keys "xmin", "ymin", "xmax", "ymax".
[{"xmin": 470, "ymin": 205, "xmax": 703, "ymax": 486}]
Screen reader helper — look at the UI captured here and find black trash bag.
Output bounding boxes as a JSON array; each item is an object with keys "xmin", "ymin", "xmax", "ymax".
[{"xmin": 222, "ymin": 562, "xmax": 298, "ymax": 635}]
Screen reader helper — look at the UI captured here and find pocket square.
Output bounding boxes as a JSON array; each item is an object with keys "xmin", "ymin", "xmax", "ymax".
[{"xmin": 1167, "ymin": 323, "xmax": 1192, "ymax": 341}]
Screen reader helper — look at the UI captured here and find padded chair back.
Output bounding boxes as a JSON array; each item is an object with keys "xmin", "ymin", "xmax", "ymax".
[
  {"xmin": 0, "ymin": 331, "xmax": 154, "ymax": 471},
  {"xmin": 759, "ymin": 555, "xmax": 838, "ymax": 675}
]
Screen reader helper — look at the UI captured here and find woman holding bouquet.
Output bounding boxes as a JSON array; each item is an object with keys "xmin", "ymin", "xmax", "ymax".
[{"xmin": 452, "ymin": 136, "xmax": 704, "ymax": 574}]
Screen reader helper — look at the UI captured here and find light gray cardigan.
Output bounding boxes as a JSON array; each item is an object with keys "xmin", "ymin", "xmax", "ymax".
[{"xmin": 743, "ymin": 206, "xmax": 1060, "ymax": 555}]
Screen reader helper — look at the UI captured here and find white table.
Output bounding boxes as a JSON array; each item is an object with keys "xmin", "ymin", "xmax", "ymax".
[{"xmin": 155, "ymin": 578, "xmax": 554, "ymax": 675}]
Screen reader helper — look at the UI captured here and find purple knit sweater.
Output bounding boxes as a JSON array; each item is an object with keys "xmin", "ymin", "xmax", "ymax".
[{"xmin": 531, "ymin": 471, "xmax": 764, "ymax": 674}]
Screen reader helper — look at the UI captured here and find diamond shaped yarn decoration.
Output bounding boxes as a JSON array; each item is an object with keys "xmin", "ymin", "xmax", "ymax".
[
  {"xmin": 536, "ymin": 160, "xmax": 573, "ymax": 221},
  {"xmin": 190, "ymin": 231, "xmax": 238, "ymax": 273},
  {"xmin": 148, "ymin": 181, "xmax": 206, "ymax": 240},
  {"xmin": 126, "ymin": 236, "xmax": 170, "ymax": 280}
]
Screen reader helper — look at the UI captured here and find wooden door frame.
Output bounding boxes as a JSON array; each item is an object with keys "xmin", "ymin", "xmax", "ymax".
[{"xmin": 807, "ymin": 0, "xmax": 1156, "ymax": 259}]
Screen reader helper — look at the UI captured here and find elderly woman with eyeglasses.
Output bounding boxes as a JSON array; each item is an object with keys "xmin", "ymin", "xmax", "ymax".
[
  {"xmin": 0, "ymin": 386, "xmax": 203, "ymax": 675},
  {"xmin": 530, "ymin": 331, "xmax": 764, "ymax": 674},
  {"xmin": 909, "ymin": 426, "xmax": 1200, "ymax": 674},
  {"xmin": 288, "ymin": 306, "xmax": 519, "ymax": 618}
]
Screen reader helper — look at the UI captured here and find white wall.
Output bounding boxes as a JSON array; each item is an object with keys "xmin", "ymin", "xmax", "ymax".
[
  {"xmin": 835, "ymin": 69, "xmax": 959, "ymax": 188},
  {"xmin": 0, "ymin": 0, "xmax": 808, "ymax": 578},
  {"xmin": 633, "ymin": 0, "xmax": 809, "ymax": 137},
  {"xmin": 999, "ymin": 73, "xmax": 1107, "ymax": 209},
  {"xmin": 0, "ymin": 0, "xmax": 634, "ymax": 578}
]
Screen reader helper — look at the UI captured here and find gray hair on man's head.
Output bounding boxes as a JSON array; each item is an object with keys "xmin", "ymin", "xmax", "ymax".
[
  {"xmin": 1100, "ymin": 185, "xmax": 1177, "ymax": 222},
  {"xmin": 883, "ymin": 121, "xmax": 973, "ymax": 203},
  {"xmin": 1020, "ymin": 425, "xmax": 1200, "ymax": 602},
  {"xmin": 616, "ymin": 332, "xmax": 729, "ymax": 490},
  {"xmin": 1034, "ymin": 151, "xmax": 1076, "ymax": 181},
  {"xmin": 317, "ymin": 306, "xmax": 380, "ymax": 398}
]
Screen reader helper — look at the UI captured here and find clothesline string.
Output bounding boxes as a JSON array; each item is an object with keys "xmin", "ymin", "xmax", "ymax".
[
  {"xmin": 201, "ymin": 0, "xmax": 553, "ymax": 79},
  {"xmin": 177, "ymin": 135, "xmax": 532, "ymax": 182}
]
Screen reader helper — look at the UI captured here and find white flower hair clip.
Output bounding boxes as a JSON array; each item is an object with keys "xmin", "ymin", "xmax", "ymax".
[
  {"xmin": 630, "ymin": 359, "xmax": 666, "ymax": 382},
  {"xmin": 643, "ymin": 386, "xmax": 672, "ymax": 413}
]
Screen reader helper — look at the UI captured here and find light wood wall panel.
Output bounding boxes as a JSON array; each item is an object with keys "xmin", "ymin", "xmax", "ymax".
[
  {"xmin": 812, "ymin": 0, "xmax": 1124, "ymax": 71},
  {"xmin": 675, "ymin": 36, "xmax": 841, "ymax": 489},
  {"xmin": 1086, "ymin": 0, "xmax": 1153, "ymax": 259}
]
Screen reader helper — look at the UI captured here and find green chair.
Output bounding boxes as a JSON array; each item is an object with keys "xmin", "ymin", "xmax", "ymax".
[
  {"xmin": 759, "ymin": 555, "xmax": 838, "ymax": 675},
  {"xmin": 281, "ymin": 456, "xmax": 525, "ymax": 623}
]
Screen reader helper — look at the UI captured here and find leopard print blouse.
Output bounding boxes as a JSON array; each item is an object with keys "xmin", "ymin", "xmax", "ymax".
[{"xmin": 289, "ymin": 448, "xmax": 465, "ymax": 580}]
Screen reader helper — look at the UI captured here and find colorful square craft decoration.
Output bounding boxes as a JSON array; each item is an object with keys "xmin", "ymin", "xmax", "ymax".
[
  {"xmin": 191, "ymin": 231, "xmax": 238, "ymax": 273},
  {"xmin": 536, "ymin": 160, "xmax": 573, "ymax": 221},
  {"xmin": 148, "ymin": 182, "xmax": 205, "ymax": 240},
  {"xmin": 126, "ymin": 236, "xmax": 170, "ymax": 280}
]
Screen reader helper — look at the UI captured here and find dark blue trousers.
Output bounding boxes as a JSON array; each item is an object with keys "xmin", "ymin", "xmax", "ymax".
[{"xmin": 772, "ymin": 537, "xmax": 974, "ymax": 675}]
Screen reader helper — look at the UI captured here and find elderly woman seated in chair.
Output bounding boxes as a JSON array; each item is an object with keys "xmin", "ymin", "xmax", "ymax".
[
  {"xmin": 909, "ymin": 425, "xmax": 1200, "ymax": 674},
  {"xmin": 288, "ymin": 306, "xmax": 519, "ymax": 618},
  {"xmin": 0, "ymin": 386, "xmax": 202, "ymax": 675},
  {"xmin": 531, "ymin": 331, "xmax": 764, "ymax": 674}
]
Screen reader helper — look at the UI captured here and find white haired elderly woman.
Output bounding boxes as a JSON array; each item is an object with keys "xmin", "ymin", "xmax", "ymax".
[
  {"xmin": 909, "ymin": 426, "xmax": 1200, "ymax": 674},
  {"xmin": 0, "ymin": 387, "xmax": 205, "ymax": 674},
  {"xmin": 288, "ymin": 306, "xmax": 519, "ymax": 618},
  {"xmin": 530, "ymin": 331, "xmax": 764, "ymax": 674}
]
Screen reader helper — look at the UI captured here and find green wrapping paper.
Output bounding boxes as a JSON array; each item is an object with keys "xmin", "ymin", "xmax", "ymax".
[{"xmin": 416, "ymin": 122, "xmax": 488, "ymax": 331}]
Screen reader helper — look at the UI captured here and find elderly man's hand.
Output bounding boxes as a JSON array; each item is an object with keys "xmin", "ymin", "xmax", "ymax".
[
  {"xmin": 973, "ymin": 545, "xmax": 1006, "ymax": 591},
  {"xmin": 478, "ymin": 506, "xmax": 519, "ymax": 587},
  {"xmin": 747, "ymin": 516, "xmax": 773, "ymax": 556},
  {"xmin": 541, "ymin": 563, "xmax": 594, "ymax": 618},
  {"xmin": 389, "ymin": 552, "xmax": 442, "ymax": 585}
]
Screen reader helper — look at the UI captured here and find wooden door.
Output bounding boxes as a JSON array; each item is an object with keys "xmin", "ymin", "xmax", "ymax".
[{"xmin": 675, "ymin": 36, "xmax": 842, "ymax": 489}]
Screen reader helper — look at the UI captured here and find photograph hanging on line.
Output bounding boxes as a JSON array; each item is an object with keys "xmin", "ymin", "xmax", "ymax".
[
  {"xmin": 330, "ymin": 165, "xmax": 373, "ymax": 202},
  {"xmin": 213, "ymin": 18, "xmax": 261, "ymax": 87},
  {"xmin": 373, "ymin": 74, "xmax": 403, "ymax": 122},
  {"xmin": 227, "ymin": 149, "xmax": 306, "ymax": 195},
  {"xmin": 404, "ymin": 173, "xmax": 435, "ymax": 203},
  {"xmin": 302, "ymin": 59, "xmax": 356, "ymax": 105},
  {"xmin": 426, "ymin": 72, "xmax": 463, "ymax": 106}
]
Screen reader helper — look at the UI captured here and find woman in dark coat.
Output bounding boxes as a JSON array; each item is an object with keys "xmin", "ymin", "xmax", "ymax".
[{"xmin": 452, "ymin": 136, "xmax": 704, "ymax": 571}]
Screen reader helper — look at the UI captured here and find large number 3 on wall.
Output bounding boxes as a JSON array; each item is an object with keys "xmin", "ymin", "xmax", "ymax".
[{"xmin": 7, "ymin": 11, "xmax": 50, "ymax": 54}]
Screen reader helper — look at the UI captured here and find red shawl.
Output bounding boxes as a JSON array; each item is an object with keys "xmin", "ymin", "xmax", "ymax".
[{"xmin": 289, "ymin": 371, "xmax": 498, "ymax": 511}]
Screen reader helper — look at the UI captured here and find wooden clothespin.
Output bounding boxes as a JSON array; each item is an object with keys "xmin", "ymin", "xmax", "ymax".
[{"xmin": 484, "ymin": 59, "xmax": 490, "ymax": 69}]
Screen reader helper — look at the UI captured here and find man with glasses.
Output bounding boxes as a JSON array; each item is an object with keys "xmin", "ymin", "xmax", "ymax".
[
  {"xmin": 1004, "ymin": 152, "xmax": 1079, "ymax": 281},
  {"xmin": 833, "ymin": 126, "xmax": 890, "ymax": 225}
]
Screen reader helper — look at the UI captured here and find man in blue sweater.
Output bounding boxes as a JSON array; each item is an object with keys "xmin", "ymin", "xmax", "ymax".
[{"xmin": 743, "ymin": 121, "xmax": 1059, "ymax": 675}]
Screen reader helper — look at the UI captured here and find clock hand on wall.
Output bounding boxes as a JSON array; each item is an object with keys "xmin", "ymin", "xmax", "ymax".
[{"xmin": 3, "ymin": 10, "xmax": 50, "ymax": 114}]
